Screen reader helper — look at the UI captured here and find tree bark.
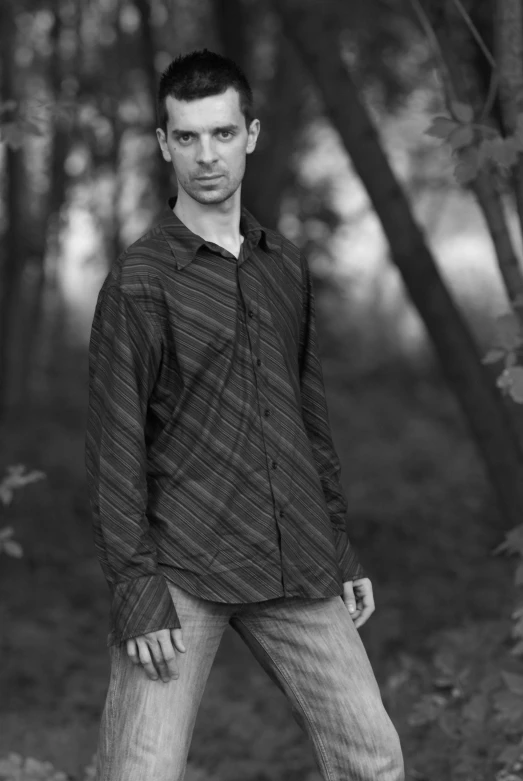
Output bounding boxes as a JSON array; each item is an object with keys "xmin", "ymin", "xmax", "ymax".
[
  {"xmin": 495, "ymin": 0, "xmax": 523, "ymax": 242},
  {"xmin": 135, "ymin": 0, "xmax": 172, "ymax": 210},
  {"xmin": 274, "ymin": 0, "xmax": 523, "ymax": 529},
  {"xmin": 0, "ymin": 0, "xmax": 25, "ymax": 422},
  {"xmin": 211, "ymin": 0, "xmax": 308, "ymax": 229},
  {"xmin": 14, "ymin": 0, "xmax": 71, "ymax": 412}
]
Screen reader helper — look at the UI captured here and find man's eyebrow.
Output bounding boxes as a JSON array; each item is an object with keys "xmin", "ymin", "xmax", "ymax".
[
  {"xmin": 171, "ymin": 123, "xmax": 240, "ymax": 136},
  {"xmin": 214, "ymin": 124, "xmax": 240, "ymax": 132}
]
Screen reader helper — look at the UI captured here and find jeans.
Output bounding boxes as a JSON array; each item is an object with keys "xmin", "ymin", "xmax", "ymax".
[{"xmin": 96, "ymin": 580, "xmax": 404, "ymax": 781}]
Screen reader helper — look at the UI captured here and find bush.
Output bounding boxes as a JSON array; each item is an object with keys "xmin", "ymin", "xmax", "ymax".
[{"xmin": 0, "ymin": 753, "xmax": 95, "ymax": 781}]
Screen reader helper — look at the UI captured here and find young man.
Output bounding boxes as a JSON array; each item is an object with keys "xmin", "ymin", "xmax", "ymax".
[{"xmin": 85, "ymin": 49, "xmax": 404, "ymax": 781}]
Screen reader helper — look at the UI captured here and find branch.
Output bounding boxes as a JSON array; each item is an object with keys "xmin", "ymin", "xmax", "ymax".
[{"xmin": 450, "ymin": 0, "xmax": 496, "ymax": 69}]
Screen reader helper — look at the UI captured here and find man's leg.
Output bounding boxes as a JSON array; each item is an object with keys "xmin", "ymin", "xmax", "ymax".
[
  {"xmin": 230, "ymin": 594, "xmax": 404, "ymax": 781},
  {"xmin": 96, "ymin": 581, "xmax": 233, "ymax": 781}
]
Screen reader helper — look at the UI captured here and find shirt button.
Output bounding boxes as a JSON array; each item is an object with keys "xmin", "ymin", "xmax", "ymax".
[
  {"xmin": 279, "ymin": 509, "xmax": 285, "ymax": 517},
  {"xmin": 256, "ymin": 358, "xmax": 261, "ymax": 366},
  {"xmin": 264, "ymin": 409, "xmax": 270, "ymax": 417},
  {"xmin": 272, "ymin": 461, "xmax": 277, "ymax": 469},
  {"xmin": 248, "ymin": 309, "xmax": 254, "ymax": 318}
]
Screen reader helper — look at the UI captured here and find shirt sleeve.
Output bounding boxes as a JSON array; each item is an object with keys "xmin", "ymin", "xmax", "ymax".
[
  {"xmin": 298, "ymin": 254, "xmax": 366, "ymax": 582},
  {"xmin": 85, "ymin": 282, "xmax": 180, "ymax": 644}
]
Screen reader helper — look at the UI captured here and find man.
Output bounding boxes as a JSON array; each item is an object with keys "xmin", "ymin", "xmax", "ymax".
[{"xmin": 85, "ymin": 48, "xmax": 404, "ymax": 781}]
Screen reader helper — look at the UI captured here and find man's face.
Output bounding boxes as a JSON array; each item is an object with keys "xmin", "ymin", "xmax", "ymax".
[{"xmin": 156, "ymin": 87, "xmax": 260, "ymax": 205}]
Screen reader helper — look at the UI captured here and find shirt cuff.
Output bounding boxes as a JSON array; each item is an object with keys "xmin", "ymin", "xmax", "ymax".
[
  {"xmin": 333, "ymin": 526, "xmax": 366, "ymax": 582},
  {"xmin": 108, "ymin": 574, "xmax": 181, "ymax": 646}
]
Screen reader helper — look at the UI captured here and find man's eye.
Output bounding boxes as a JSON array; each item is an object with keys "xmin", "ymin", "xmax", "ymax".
[
  {"xmin": 219, "ymin": 131, "xmax": 232, "ymax": 139},
  {"xmin": 179, "ymin": 135, "xmax": 192, "ymax": 143}
]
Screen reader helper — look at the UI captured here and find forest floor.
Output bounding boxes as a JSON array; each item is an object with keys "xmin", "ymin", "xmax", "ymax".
[{"xmin": 0, "ymin": 342, "xmax": 515, "ymax": 780}]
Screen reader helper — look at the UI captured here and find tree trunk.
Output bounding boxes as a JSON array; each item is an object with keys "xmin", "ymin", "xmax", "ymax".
[
  {"xmin": 275, "ymin": 0, "xmax": 523, "ymax": 529},
  {"xmin": 212, "ymin": 0, "xmax": 308, "ymax": 229},
  {"xmin": 0, "ymin": 0, "xmax": 25, "ymax": 423},
  {"xmin": 135, "ymin": 0, "xmax": 172, "ymax": 210},
  {"xmin": 15, "ymin": 0, "xmax": 70, "ymax": 413},
  {"xmin": 495, "ymin": 0, "xmax": 523, "ymax": 240}
]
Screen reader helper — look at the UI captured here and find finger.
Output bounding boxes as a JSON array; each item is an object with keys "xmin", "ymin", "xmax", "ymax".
[
  {"xmin": 157, "ymin": 635, "xmax": 180, "ymax": 682},
  {"xmin": 353, "ymin": 604, "xmax": 375, "ymax": 629},
  {"xmin": 126, "ymin": 638, "xmax": 140, "ymax": 665},
  {"xmin": 135, "ymin": 638, "xmax": 160, "ymax": 681},
  {"xmin": 353, "ymin": 578, "xmax": 373, "ymax": 598},
  {"xmin": 171, "ymin": 628, "xmax": 186, "ymax": 653},
  {"xmin": 342, "ymin": 582, "xmax": 357, "ymax": 614},
  {"xmin": 145, "ymin": 637, "xmax": 173, "ymax": 682}
]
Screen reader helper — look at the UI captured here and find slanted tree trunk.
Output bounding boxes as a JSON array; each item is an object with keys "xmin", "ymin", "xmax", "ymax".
[
  {"xmin": 275, "ymin": 0, "xmax": 523, "ymax": 529},
  {"xmin": 433, "ymin": 14, "xmax": 523, "ymax": 452}
]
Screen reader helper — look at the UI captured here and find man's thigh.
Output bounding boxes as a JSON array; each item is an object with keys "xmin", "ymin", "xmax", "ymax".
[
  {"xmin": 230, "ymin": 594, "xmax": 404, "ymax": 781},
  {"xmin": 96, "ymin": 581, "xmax": 233, "ymax": 781}
]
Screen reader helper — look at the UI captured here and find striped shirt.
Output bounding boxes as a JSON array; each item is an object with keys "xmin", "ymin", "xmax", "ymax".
[{"xmin": 85, "ymin": 196, "xmax": 365, "ymax": 646}]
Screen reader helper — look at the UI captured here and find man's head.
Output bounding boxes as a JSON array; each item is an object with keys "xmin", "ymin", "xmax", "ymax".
[{"xmin": 156, "ymin": 49, "xmax": 260, "ymax": 206}]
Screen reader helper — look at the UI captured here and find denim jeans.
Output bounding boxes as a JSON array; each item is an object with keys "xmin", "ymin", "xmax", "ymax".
[{"xmin": 96, "ymin": 580, "xmax": 404, "ymax": 781}]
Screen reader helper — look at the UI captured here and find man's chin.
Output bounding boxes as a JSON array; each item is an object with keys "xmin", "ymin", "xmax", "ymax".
[{"xmin": 187, "ymin": 187, "xmax": 234, "ymax": 205}]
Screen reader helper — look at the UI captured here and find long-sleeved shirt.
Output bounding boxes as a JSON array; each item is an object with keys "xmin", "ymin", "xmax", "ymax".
[{"xmin": 85, "ymin": 195, "xmax": 365, "ymax": 646}]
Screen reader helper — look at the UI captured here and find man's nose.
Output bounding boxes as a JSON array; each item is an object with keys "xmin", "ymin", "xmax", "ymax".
[{"xmin": 196, "ymin": 139, "xmax": 218, "ymax": 165}]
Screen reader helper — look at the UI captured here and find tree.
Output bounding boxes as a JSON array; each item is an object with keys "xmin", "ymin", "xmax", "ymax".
[{"xmin": 273, "ymin": 0, "xmax": 523, "ymax": 530}]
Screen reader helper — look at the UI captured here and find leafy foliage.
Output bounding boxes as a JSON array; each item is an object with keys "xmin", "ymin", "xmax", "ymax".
[
  {"xmin": 425, "ymin": 105, "xmax": 523, "ymax": 186},
  {"xmin": 0, "ymin": 753, "xmax": 95, "ymax": 781},
  {"xmin": 0, "ymin": 466, "xmax": 45, "ymax": 559},
  {"xmin": 400, "ymin": 618, "xmax": 523, "ymax": 780}
]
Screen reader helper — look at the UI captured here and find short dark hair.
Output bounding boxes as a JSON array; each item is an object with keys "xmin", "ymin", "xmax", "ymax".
[{"xmin": 157, "ymin": 49, "xmax": 254, "ymax": 134}]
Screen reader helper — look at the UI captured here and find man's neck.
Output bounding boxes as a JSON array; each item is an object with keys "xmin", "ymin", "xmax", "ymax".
[{"xmin": 173, "ymin": 188, "xmax": 244, "ymax": 257}]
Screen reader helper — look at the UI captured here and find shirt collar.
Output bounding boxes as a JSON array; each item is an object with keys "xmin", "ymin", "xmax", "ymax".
[{"xmin": 159, "ymin": 195, "xmax": 281, "ymax": 270}]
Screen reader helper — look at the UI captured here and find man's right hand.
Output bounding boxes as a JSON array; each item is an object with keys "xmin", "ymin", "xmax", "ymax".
[{"xmin": 126, "ymin": 628, "xmax": 186, "ymax": 683}]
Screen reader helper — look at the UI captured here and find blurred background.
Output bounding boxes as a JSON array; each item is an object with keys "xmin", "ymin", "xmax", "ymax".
[{"xmin": 1, "ymin": 0, "xmax": 523, "ymax": 779}]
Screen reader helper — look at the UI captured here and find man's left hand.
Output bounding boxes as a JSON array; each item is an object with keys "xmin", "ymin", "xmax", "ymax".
[{"xmin": 342, "ymin": 577, "xmax": 374, "ymax": 629}]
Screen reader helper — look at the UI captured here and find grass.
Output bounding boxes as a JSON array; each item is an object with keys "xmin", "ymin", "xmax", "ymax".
[{"xmin": 0, "ymin": 330, "xmax": 514, "ymax": 779}]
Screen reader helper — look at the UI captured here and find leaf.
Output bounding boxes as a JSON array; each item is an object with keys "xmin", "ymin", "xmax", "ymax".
[
  {"xmin": 53, "ymin": 98, "xmax": 77, "ymax": 123},
  {"xmin": 408, "ymin": 693, "xmax": 447, "ymax": 726},
  {"xmin": 0, "ymin": 99, "xmax": 17, "ymax": 115},
  {"xmin": 493, "ymin": 689, "xmax": 523, "ymax": 722},
  {"xmin": 19, "ymin": 119, "xmax": 46, "ymax": 137},
  {"xmin": 496, "ymin": 138, "xmax": 520, "ymax": 168},
  {"xmin": 497, "ymin": 369, "xmax": 513, "ymax": 392},
  {"xmin": 0, "ymin": 122, "xmax": 25, "ymax": 150},
  {"xmin": 2, "ymin": 540, "xmax": 23, "ymax": 557},
  {"xmin": 454, "ymin": 159, "xmax": 478, "ymax": 185},
  {"xmin": 438, "ymin": 710, "xmax": 462, "ymax": 738},
  {"xmin": 510, "ymin": 640, "xmax": 523, "ymax": 657},
  {"xmin": 497, "ymin": 740, "xmax": 523, "ymax": 765},
  {"xmin": 451, "ymin": 101, "xmax": 474, "ymax": 123},
  {"xmin": 482, "ymin": 347, "xmax": 506, "ymax": 364},
  {"xmin": 425, "ymin": 116, "xmax": 459, "ymax": 140},
  {"xmin": 501, "ymin": 670, "xmax": 523, "ymax": 696},
  {"xmin": 495, "ymin": 525, "xmax": 523, "ymax": 556},
  {"xmin": 495, "ymin": 313, "xmax": 523, "ymax": 351},
  {"xmin": 462, "ymin": 693, "xmax": 488, "ymax": 723},
  {"xmin": 507, "ymin": 366, "xmax": 523, "ymax": 403},
  {"xmin": 448, "ymin": 124, "xmax": 474, "ymax": 150},
  {"xmin": 515, "ymin": 114, "xmax": 523, "ymax": 150},
  {"xmin": 0, "ymin": 526, "xmax": 14, "ymax": 541}
]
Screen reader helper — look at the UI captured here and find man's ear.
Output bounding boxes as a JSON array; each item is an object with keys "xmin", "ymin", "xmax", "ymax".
[
  {"xmin": 156, "ymin": 128, "xmax": 172, "ymax": 162},
  {"xmin": 246, "ymin": 118, "xmax": 260, "ymax": 155}
]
